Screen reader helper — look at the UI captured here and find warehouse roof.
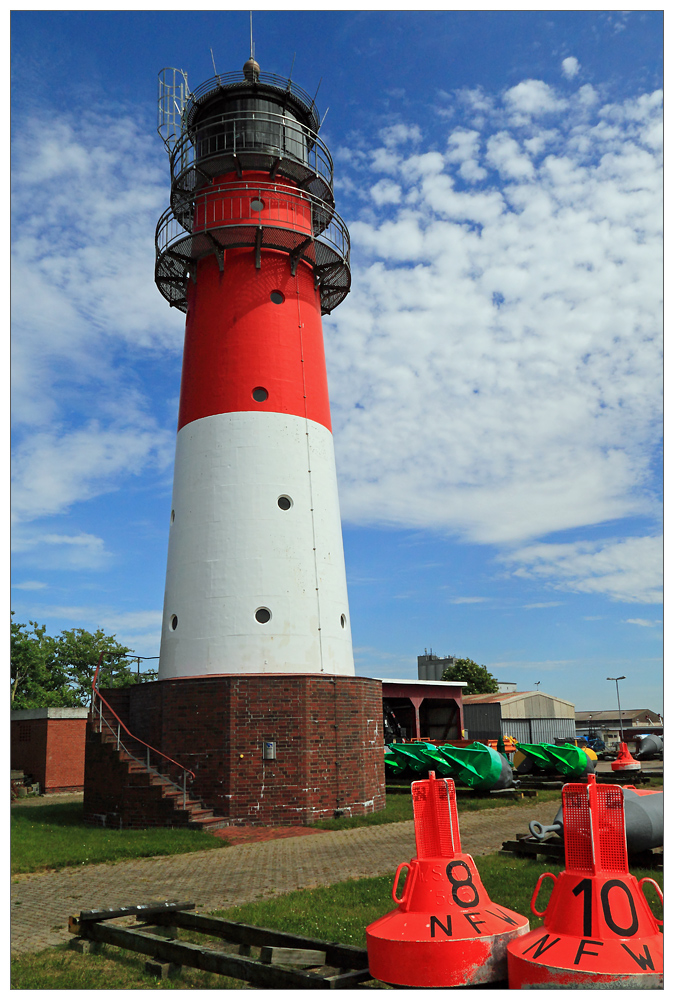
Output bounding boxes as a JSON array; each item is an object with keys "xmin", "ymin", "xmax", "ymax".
[
  {"xmin": 575, "ymin": 709, "xmax": 662, "ymax": 724},
  {"xmin": 463, "ymin": 691, "xmax": 574, "ymax": 708}
]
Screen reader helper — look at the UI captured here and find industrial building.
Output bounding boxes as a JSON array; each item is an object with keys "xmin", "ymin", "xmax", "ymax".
[
  {"xmin": 417, "ymin": 651, "xmax": 457, "ymax": 681},
  {"xmin": 575, "ymin": 709, "xmax": 663, "ymax": 744},
  {"xmin": 463, "ymin": 690, "xmax": 576, "ymax": 744}
]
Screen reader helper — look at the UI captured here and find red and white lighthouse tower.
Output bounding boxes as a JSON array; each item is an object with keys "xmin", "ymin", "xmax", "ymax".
[
  {"xmin": 155, "ymin": 57, "xmax": 354, "ymax": 680},
  {"xmin": 83, "ymin": 55, "xmax": 385, "ymax": 829}
]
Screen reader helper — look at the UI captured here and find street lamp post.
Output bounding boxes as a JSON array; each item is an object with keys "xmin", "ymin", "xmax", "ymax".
[{"xmin": 607, "ymin": 675, "xmax": 626, "ymax": 742}]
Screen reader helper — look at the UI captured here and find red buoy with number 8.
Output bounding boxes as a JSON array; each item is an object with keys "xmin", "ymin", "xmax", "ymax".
[{"xmin": 366, "ymin": 773, "xmax": 529, "ymax": 987}]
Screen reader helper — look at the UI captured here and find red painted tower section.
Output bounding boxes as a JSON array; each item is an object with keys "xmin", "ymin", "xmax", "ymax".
[{"xmin": 83, "ymin": 57, "xmax": 385, "ymax": 829}]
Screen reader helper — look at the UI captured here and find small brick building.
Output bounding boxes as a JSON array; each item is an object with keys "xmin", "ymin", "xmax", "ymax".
[
  {"xmin": 11, "ymin": 707, "xmax": 89, "ymax": 794},
  {"xmin": 84, "ymin": 674, "xmax": 385, "ymax": 828}
]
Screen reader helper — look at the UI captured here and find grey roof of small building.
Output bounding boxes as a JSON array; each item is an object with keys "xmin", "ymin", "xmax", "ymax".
[{"xmin": 11, "ymin": 707, "xmax": 89, "ymax": 720}]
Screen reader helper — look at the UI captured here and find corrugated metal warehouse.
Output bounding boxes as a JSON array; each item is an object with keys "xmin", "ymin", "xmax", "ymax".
[{"xmin": 463, "ymin": 691, "xmax": 576, "ymax": 743}]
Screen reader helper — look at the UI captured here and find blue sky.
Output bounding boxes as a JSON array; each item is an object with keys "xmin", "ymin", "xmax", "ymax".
[{"xmin": 11, "ymin": 9, "xmax": 663, "ymax": 713}]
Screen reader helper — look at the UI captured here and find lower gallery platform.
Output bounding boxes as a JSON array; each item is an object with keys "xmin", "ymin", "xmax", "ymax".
[{"xmin": 84, "ymin": 674, "xmax": 385, "ymax": 827}]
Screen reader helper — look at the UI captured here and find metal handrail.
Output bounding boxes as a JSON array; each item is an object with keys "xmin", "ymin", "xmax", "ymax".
[
  {"xmin": 170, "ymin": 109, "xmax": 333, "ymax": 197},
  {"xmin": 91, "ymin": 654, "xmax": 195, "ymax": 808}
]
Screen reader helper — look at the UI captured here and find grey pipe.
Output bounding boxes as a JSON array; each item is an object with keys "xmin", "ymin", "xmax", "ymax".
[{"xmin": 529, "ymin": 788, "xmax": 663, "ymax": 853}]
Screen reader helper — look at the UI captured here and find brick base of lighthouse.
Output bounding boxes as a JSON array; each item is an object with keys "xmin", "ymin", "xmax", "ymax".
[{"xmin": 84, "ymin": 675, "xmax": 385, "ymax": 828}]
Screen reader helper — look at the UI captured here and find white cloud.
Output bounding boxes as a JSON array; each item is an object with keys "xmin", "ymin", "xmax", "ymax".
[
  {"xmin": 448, "ymin": 597, "xmax": 488, "ymax": 604},
  {"xmin": 370, "ymin": 146, "xmax": 402, "ymax": 174},
  {"xmin": 380, "ymin": 123, "xmax": 422, "ymax": 148},
  {"xmin": 29, "ymin": 605, "xmax": 161, "ymax": 631},
  {"xmin": 11, "ymin": 423, "xmax": 172, "ymax": 524},
  {"xmin": 562, "ymin": 57, "xmax": 580, "ymax": 80},
  {"xmin": 501, "ymin": 536, "xmax": 662, "ymax": 605},
  {"xmin": 370, "ymin": 179, "xmax": 402, "ymax": 206},
  {"xmin": 523, "ymin": 602, "xmax": 563, "ymax": 609},
  {"xmin": 15, "ymin": 605, "xmax": 163, "ymax": 655},
  {"xmin": 624, "ymin": 618, "xmax": 662, "ymax": 628},
  {"xmin": 577, "ymin": 84, "xmax": 599, "ymax": 108},
  {"xmin": 11, "ymin": 532, "xmax": 111, "ymax": 571},
  {"xmin": 503, "ymin": 79, "xmax": 567, "ymax": 117},
  {"xmin": 11, "ymin": 109, "xmax": 182, "ymax": 541},
  {"xmin": 446, "ymin": 128, "xmax": 487, "ymax": 183},
  {"xmin": 485, "ymin": 132, "xmax": 535, "ymax": 179},
  {"xmin": 12, "ymin": 77, "xmax": 662, "ymax": 608},
  {"xmin": 490, "ymin": 660, "xmax": 572, "ymax": 673},
  {"xmin": 327, "ymin": 82, "xmax": 661, "ymax": 601},
  {"xmin": 12, "ymin": 580, "xmax": 47, "ymax": 591}
]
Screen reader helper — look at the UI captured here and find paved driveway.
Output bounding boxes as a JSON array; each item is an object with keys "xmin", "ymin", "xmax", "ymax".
[{"xmin": 11, "ymin": 799, "xmax": 560, "ymax": 955}]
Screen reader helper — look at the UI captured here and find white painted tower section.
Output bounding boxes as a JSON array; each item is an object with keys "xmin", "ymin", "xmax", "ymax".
[{"xmin": 159, "ymin": 411, "xmax": 354, "ymax": 678}]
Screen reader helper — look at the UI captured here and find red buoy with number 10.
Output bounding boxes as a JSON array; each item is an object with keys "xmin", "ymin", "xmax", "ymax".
[{"xmin": 507, "ymin": 773, "xmax": 663, "ymax": 988}]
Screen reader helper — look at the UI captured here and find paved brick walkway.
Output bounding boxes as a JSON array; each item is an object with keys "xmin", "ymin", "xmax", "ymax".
[{"xmin": 10, "ymin": 800, "xmax": 559, "ymax": 956}]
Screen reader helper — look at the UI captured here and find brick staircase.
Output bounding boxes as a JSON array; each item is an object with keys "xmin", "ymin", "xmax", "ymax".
[{"xmin": 86, "ymin": 706, "xmax": 228, "ymax": 832}]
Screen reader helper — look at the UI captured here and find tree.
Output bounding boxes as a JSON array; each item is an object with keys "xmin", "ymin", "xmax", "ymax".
[
  {"xmin": 53, "ymin": 628, "xmax": 136, "ymax": 705},
  {"xmin": 11, "ymin": 614, "xmax": 81, "ymax": 709},
  {"xmin": 10, "ymin": 616, "xmax": 145, "ymax": 708},
  {"xmin": 441, "ymin": 657, "xmax": 499, "ymax": 695}
]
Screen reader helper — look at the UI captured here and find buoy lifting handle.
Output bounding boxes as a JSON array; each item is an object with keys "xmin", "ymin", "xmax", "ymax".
[
  {"xmin": 392, "ymin": 862, "xmax": 413, "ymax": 906},
  {"xmin": 638, "ymin": 877, "xmax": 664, "ymax": 926},
  {"xmin": 530, "ymin": 872, "xmax": 557, "ymax": 917}
]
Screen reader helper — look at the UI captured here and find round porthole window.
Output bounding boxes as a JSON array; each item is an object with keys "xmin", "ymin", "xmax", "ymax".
[
  {"xmin": 277, "ymin": 495, "xmax": 292, "ymax": 510},
  {"xmin": 251, "ymin": 197, "xmax": 265, "ymax": 212},
  {"xmin": 252, "ymin": 386, "xmax": 268, "ymax": 402},
  {"xmin": 255, "ymin": 607, "xmax": 272, "ymax": 624},
  {"xmin": 270, "ymin": 290, "xmax": 285, "ymax": 305},
  {"xmin": 170, "ymin": 615, "xmax": 178, "ymax": 630},
  {"xmin": 340, "ymin": 614, "xmax": 347, "ymax": 629}
]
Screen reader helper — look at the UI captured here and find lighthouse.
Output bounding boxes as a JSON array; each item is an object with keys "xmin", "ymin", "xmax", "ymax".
[
  {"xmin": 155, "ymin": 58, "xmax": 354, "ymax": 681},
  {"xmin": 84, "ymin": 54, "xmax": 384, "ymax": 829}
]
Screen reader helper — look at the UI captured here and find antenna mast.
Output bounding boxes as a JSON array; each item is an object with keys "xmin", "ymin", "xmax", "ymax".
[{"xmin": 250, "ymin": 10, "xmax": 255, "ymax": 61}]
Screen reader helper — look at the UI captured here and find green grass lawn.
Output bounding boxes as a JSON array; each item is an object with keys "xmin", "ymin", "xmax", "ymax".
[
  {"xmin": 310, "ymin": 788, "xmax": 563, "ymax": 830},
  {"xmin": 11, "ymin": 802, "xmax": 228, "ymax": 876},
  {"xmin": 10, "ymin": 854, "xmax": 663, "ymax": 990}
]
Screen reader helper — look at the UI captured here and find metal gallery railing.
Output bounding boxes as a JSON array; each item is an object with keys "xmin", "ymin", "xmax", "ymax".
[
  {"xmin": 170, "ymin": 110, "xmax": 334, "ymax": 198},
  {"xmin": 158, "ymin": 181, "xmax": 349, "ymax": 264},
  {"xmin": 155, "ymin": 184, "xmax": 351, "ymax": 315},
  {"xmin": 185, "ymin": 71, "xmax": 321, "ymax": 131}
]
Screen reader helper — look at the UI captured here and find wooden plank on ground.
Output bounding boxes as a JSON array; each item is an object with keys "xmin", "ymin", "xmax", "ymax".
[
  {"xmin": 79, "ymin": 922, "xmax": 344, "ymax": 989},
  {"xmin": 147, "ymin": 910, "xmax": 368, "ymax": 971},
  {"xmin": 259, "ymin": 946, "xmax": 327, "ymax": 967},
  {"xmin": 77, "ymin": 901, "xmax": 195, "ymax": 924}
]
